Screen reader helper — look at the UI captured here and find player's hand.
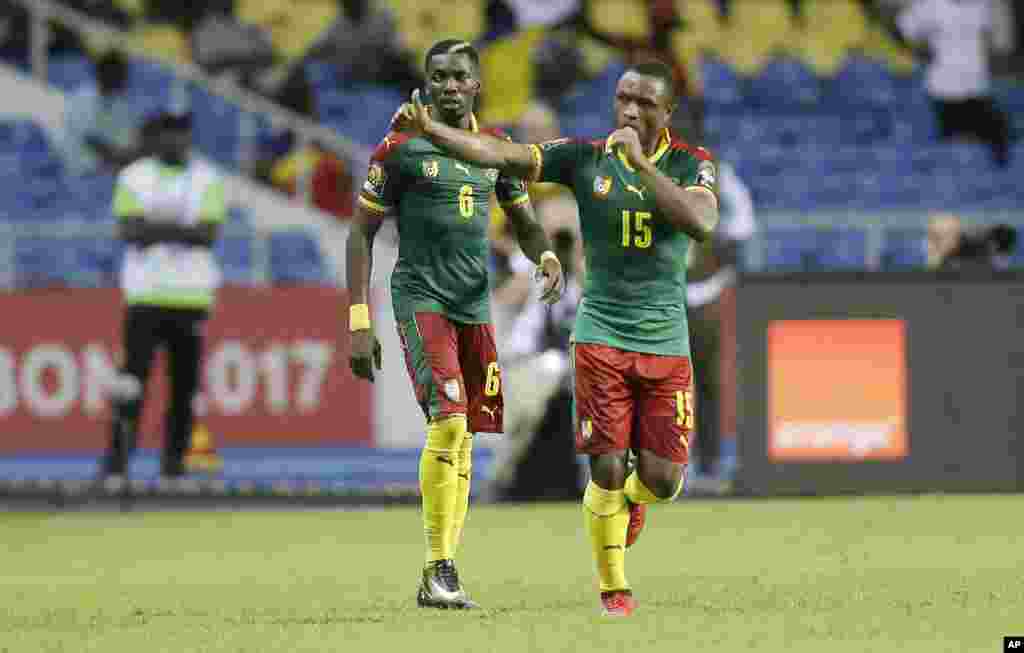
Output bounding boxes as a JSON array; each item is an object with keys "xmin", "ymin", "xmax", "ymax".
[
  {"xmin": 349, "ymin": 329, "xmax": 382, "ymax": 382},
  {"xmin": 605, "ymin": 126, "xmax": 646, "ymax": 171},
  {"xmin": 536, "ymin": 255, "xmax": 564, "ymax": 305},
  {"xmin": 404, "ymin": 89, "xmax": 434, "ymax": 134},
  {"xmin": 389, "ymin": 103, "xmax": 417, "ymax": 134}
]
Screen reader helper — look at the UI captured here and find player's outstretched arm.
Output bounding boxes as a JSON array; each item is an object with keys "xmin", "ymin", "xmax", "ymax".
[
  {"xmin": 346, "ymin": 206, "xmax": 385, "ymax": 381},
  {"xmin": 502, "ymin": 198, "xmax": 564, "ymax": 304},
  {"xmin": 607, "ymin": 128, "xmax": 720, "ymax": 242},
  {"xmin": 402, "ymin": 90, "xmax": 539, "ymax": 181}
]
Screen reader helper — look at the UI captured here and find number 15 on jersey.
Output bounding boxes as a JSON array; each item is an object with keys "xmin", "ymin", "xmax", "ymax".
[{"xmin": 622, "ymin": 210, "xmax": 652, "ymax": 249}]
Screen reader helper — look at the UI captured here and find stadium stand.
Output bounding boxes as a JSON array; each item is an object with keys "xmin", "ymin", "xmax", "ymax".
[{"xmin": 1, "ymin": 0, "xmax": 1022, "ymax": 277}]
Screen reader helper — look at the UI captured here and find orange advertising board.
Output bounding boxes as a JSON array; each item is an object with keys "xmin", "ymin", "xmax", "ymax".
[{"xmin": 768, "ymin": 319, "xmax": 908, "ymax": 462}]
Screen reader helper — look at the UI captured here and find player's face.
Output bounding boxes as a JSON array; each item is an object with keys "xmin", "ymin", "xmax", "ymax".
[
  {"xmin": 426, "ymin": 53, "xmax": 480, "ymax": 125},
  {"xmin": 614, "ymin": 72, "xmax": 674, "ymax": 150}
]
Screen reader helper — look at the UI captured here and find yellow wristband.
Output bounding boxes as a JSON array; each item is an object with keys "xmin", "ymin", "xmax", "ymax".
[
  {"xmin": 540, "ymin": 250, "xmax": 559, "ymax": 266},
  {"xmin": 349, "ymin": 303, "xmax": 371, "ymax": 332}
]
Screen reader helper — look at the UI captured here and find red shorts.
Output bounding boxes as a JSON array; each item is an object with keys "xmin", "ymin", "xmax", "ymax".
[
  {"xmin": 396, "ymin": 311, "xmax": 503, "ymax": 434},
  {"xmin": 573, "ymin": 342, "xmax": 693, "ymax": 464}
]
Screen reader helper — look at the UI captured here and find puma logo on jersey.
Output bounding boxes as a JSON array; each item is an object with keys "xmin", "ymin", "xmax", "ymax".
[
  {"xmin": 626, "ymin": 184, "xmax": 646, "ymax": 201},
  {"xmin": 454, "ymin": 162, "xmax": 472, "ymax": 177},
  {"xmin": 481, "ymin": 405, "xmax": 497, "ymax": 420}
]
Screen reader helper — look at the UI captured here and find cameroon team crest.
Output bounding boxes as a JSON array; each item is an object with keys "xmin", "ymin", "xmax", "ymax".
[
  {"xmin": 593, "ymin": 176, "xmax": 612, "ymax": 198},
  {"xmin": 423, "ymin": 159, "xmax": 440, "ymax": 178}
]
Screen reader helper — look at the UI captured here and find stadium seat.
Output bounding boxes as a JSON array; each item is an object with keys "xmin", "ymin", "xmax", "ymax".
[
  {"xmin": 320, "ymin": 85, "xmax": 405, "ymax": 147},
  {"xmin": 190, "ymin": 85, "xmax": 241, "ymax": 167},
  {"xmin": 672, "ymin": 0, "xmax": 723, "ymax": 62},
  {"xmin": 216, "ymin": 234, "xmax": 255, "ymax": 285},
  {"xmin": 701, "ymin": 58, "xmax": 745, "ymax": 110},
  {"xmin": 758, "ymin": 227, "xmax": 820, "ymax": 271},
  {"xmin": 268, "ymin": 230, "xmax": 326, "ymax": 283},
  {"xmin": 797, "ymin": 0, "xmax": 870, "ymax": 76},
  {"xmin": 720, "ymin": 0, "xmax": 796, "ymax": 75},
  {"xmin": 881, "ymin": 228, "xmax": 927, "ymax": 269},
  {"xmin": 586, "ymin": 0, "xmax": 650, "ymax": 41},
  {"xmin": 824, "ymin": 55, "xmax": 896, "ymax": 112},
  {"xmin": 47, "ymin": 54, "xmax": 94, "ymax": 91},
  {"xmin": 817, "ymin": 228, "xmax": 867, "ymax": 270},
  {"xmin": 745, "ymin": 57, "xmax": 820, "ymax": 112}
]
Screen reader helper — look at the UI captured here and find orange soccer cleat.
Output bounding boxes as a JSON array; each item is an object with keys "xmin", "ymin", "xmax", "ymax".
[
  {"xmin": 625, "ymin": 499, "xmax": 647, "ymax": 548},
  {"xmin": 600, "ymin": 590, "xmax": 637, "ymax": 617}
]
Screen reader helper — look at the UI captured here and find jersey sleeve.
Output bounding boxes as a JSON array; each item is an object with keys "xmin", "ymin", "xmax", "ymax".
[
  {"xmin": 357, "ymin": 132, "xmax": 406, "ymax": 215},
  {"xmin": 680, "ymin": 146, "xmax": 719, "ymax": 207},
  {"xmin": 527, "ymin": 138, "xmax": 588, "ymax": 187},
  {"xmin": 480, "ymin": 128, "xmax": 530, "ymax": 208}
]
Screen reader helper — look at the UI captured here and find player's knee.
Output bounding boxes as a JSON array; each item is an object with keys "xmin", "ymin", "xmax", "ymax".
[
  {"xmin": 589, "ymin": 453, "xmax": 628, "ymax": 490},
  {"xmin": 638, "ymin": 470, "xmax": 685, "ymax": 502}
]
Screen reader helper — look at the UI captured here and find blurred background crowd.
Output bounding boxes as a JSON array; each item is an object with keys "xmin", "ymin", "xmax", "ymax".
[{"xmin": 0, "ymin": 0, "xmax": 1022, "ymax": 499}]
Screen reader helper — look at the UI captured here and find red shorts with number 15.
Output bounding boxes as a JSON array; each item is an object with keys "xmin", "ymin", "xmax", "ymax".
[{"xmin": 573, "ymin": 342, "xmax": 694, "ymax": 464}]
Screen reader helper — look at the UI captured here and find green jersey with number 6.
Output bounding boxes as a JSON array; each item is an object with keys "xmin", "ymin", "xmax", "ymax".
[
  {"xmin": 358, "ymin": 117, "xmax": 530, "ymax": 324},
  {"xmin": 528, "ymin": 129, "xmax": 717, "ymax": 357}
]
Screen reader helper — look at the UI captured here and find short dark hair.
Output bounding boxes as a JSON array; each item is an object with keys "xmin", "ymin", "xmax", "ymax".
[
  {"xmin": 424, "ymin": 39, "xmax": 479, "ymax": 74},
  {"xmin": 625, "ymin": 61, "xmax": 677, "ymax": 103},
  {"xmin": 96, "ymin": 50, "xmax": 129, "ymax": 93}
]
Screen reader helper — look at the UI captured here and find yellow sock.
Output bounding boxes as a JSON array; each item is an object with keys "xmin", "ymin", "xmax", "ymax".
[
  {"xmin": 582, "ymin": 481, "xmax": 630, "ymax": 592},
  {"xmin": 450, "ymin": 432, "xmax": 473, "ymax": 558},
  {"xmin": 624, "ymin": 471, "xmax": 662, "ymax": 505},
  {"xmin": 420, "ymin": 415, "xmax": 467, "ymax": 564}
]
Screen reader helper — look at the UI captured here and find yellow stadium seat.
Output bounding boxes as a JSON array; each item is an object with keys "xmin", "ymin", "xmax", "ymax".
[
  {"xmin": 797, "ymin": 0, "xmax": 870, "ymax": 76},
  {"xmin": 672, "ymin": 0, "xmax": 723, "ymax": 60},
  {"xmin": 479, "ymin": 28, "xmax": 546, "ymax": 126},
  {"xmin": 861, "ymin": 22, "xmax": 919, "ymax": 75},
  {"xmin": 382, "ymin": 0, "xmax": 485, "ymax": 68},
  {"xmin": 237, "ymin": 0, "xmax": 337, "ymax": 61},
  {"xmin": 721, "ymin": 0, "xmax": 796, "ymax": 75},
  {"xmin": 587, "ymin": 0, "xmax": 650, "ymax": 41},
  {"xmin": 128, "ymin": 26, "xmax": 190, "ymax": 67},
  {"xmin": 112, "ymin": 0, "xmax": 144, "ymax": 20}
]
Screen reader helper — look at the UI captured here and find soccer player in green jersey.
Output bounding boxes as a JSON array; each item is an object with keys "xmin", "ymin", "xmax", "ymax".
[
  {"xmin": 346, "ymin": 40, "xmax": 565, "ymax": 610},
  {"xmin": 397, "ymin": 61, "xmax": 719, "ymax": 617}
]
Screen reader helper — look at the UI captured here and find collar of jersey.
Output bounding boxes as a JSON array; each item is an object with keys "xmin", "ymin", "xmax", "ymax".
[
  {"xmin": 616, "ymin": 128, "xmax": 671, "ymax": 171},
  {"xmin": 469, "ymin": 113, "xmax": 479, "ymax": 133}
]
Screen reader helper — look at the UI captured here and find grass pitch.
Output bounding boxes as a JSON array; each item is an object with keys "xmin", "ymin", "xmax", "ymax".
[{"xmin": 1, "ymin": 494, "xmax": 1022, "ymax": 653}]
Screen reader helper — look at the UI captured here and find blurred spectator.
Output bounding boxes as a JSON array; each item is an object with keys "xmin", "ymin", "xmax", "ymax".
[
  {"xmin": 686, "ymin": 160, "xmax": 755, "ymax": 480},
  {"xmin": 926, "ymin": 212, "xmax": 963, "ymax": 268},
  {"xmin": 493, "ymin": 226, "xmax": 584, "ymax": 502},
  {"xmin": 58, "ymin": 50, "xmax": 144, "ymax": 176},
  {"xmin": 188, "ymin": 0, "xmax": 276, "ymax": 82},
  {"xmin": 532, "ymin": 31, "xmax": 585, "ymax": 109},
  {"xmin": 935, "ymin": 217, "xmax": 1019, "ymax": 270},
  {"xmin": 301, "ymin": 0, "xmax": 422, "ymax": 95},
  {"xmin": 895, "ymin": 0, "xmax": 1013, "ymax": 166},
  {"xmin": 269, "ymin": 141, "xmax": 354, "ymax": 220},
  {"xmin": 0, "ymin": 0, "xmax": 87, "ymax": 68},
  {"xmin": 579, "ymin": 0, "xmax": 704, "ymax": 141}
]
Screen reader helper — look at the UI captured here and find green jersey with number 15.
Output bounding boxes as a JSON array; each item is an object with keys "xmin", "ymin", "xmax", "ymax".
[{"xmin": 528, "ymin": 129, "xmax": 718, "ymax": 357}]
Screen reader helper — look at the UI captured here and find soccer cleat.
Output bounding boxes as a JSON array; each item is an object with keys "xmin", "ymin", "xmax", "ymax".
[
  {"xmin": 600, "ymin": 590, "xmax": 637, "ymax": 617},
  {"xmin": 625, "ymin": 499, "xmax": 647, "ymax": 548},
  {"xmin": 416, "ymin": 559, "xmax": 480, "ymax": 609}
]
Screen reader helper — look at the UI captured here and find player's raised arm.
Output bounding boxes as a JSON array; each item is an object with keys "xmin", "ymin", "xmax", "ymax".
[
  {"xmin": 402, "ymin": 90, "xmax": 539, "ymax": 181},
  {"xmin": 607, "ymin": 127, "xmax": 719, "ymax": 242}
]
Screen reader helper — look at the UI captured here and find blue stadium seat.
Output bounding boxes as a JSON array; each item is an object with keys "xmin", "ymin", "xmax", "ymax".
[
  {"xmin": 268, "ymin": 230, "xmax": 326, "ymax": 283},
  {"xmin": 702, "ymin": 58, "xmax": 744, "ymax": 110},
  {"xmin": 881, "ymin": 228, "xmax": 927, "ymax": 269},
  {"xmin": 14, "ymin": 238, "xmax": 75, "ymax": 287},
  {"xmin": 190, "ymin": 86, "xmax": 241, "ymax": 167},
  {"xmin": 305, "ymin": 61, "xmax": 343, "ymax": 92},
  {"xmin": 322, "ymin": 85, "xmax": 405, "ymax": 147},
  {"xmin": 128, "ymin": 60, "xmax": 174, "ymax": 109},
  {"xmin": 758, "ymin": 227, "xmax": 820, "ymax": 271},
  {"xmin": 824, "ymin": 55, "xmax": 896, "ymax": 112},
  {"xmin": 561, "ymin": 111, "xmax": 613, "ymax": 140},
  {"xmin": 215, "ymin": 234, "xmax": 254, "ymax": 284},
  {"xmin": 745, "ymin": 57, "xmax": 820, "ymax": 112},
  {"xmin": 48, "ymin": 54, "xmax": 94, "ymax": 91},
  {"xmin": 817, "ymin": 228, "xmax": 867, "ymax": 270}
]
